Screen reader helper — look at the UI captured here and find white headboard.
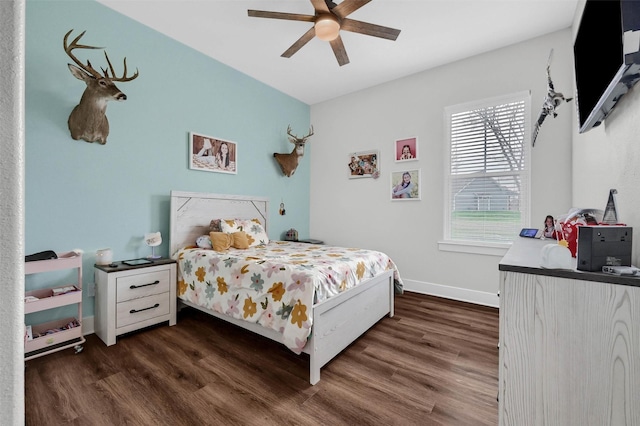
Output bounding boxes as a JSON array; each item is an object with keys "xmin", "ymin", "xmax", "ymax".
[{"xmin": 169, "ymin": 191, "xmax": 269, "ymax": 256}]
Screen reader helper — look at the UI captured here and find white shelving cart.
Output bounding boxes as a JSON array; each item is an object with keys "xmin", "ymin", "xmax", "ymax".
[{"xmin": 24, "ymin": 251, "xmax": 85, "ymax": 360}]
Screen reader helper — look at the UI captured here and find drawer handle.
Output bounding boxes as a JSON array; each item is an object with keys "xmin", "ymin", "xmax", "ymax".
[
  {"xmin": 130, "ymin": 303, "xmax": 160, "ymax": 314},
  {"xmin": 130, "ymin": 280, "xmax": 160, "ymax": 289}
]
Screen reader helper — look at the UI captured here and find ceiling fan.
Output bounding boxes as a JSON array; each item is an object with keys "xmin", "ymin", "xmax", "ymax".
[{"xmin": 248, "ymin": 0, "xmax": 401, "ymax": 66}]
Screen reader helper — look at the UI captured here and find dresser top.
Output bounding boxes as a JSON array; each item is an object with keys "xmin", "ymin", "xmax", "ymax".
[{"xmin": 499, "ymin": 237, "xmax": 640, "ymax": 287}]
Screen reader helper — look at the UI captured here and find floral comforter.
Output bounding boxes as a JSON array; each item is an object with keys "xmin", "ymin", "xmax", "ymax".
[{"xmin": 174, "ymin": 241, "xmax": 403, "ymax": 354}]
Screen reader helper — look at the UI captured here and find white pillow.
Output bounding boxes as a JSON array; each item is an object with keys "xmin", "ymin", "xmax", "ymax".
[
  {"xmin": 195, "ymin": 235, "xmax": 212, "ymax": 249},
  {"xmin": 220, "ymin": 219, "xmax": 268, "ymax": 247}
]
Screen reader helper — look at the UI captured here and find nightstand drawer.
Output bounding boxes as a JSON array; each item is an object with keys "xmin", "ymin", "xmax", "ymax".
[
  {"xmin": 116, "ymin": 292, "xmax": 170, "ymax": 328},
  {"xmin": 116, "ymin": 270, "xmax": 170, "ymax": 302}
]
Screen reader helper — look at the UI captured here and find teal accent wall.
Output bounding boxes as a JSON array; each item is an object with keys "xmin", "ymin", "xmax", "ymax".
[{"xmin": 25, "ymin": 0, "xmax": 311, "ymax": 320}]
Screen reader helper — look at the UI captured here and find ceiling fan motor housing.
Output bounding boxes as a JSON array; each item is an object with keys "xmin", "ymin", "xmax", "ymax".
[{"xmin": 315, "ymin": 14, "xmax": 340, "ymax": 41}]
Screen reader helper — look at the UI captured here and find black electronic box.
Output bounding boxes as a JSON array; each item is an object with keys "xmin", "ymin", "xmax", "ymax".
[{"xmin": 577, "ymin": 226, "xmax": 632, "ymax": 272}]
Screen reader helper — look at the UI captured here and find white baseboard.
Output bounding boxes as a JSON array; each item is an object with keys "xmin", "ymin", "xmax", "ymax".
[{"xmin": 402, "ymin": 279, "xmax": 499, "ymax": 308}]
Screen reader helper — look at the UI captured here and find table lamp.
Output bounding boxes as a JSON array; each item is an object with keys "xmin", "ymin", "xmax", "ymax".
[{"xmin": 144, "ymin": 232, "xmax": 162, "ymax": 259}]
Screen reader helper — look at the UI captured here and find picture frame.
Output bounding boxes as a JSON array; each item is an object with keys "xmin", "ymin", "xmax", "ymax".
[
  {"xmin": 189, "ymin": 132, "xmax": 237, "ymax": 174},
  {"xmin": 391, "ymin": 169, "xmax": 421, "ymax": 200},
  {"xmin": 394, "ymin": 137, "xmax": 418, "ymax": 162},
  {"xmin": 348, "ymin": 150, "xmax": 380, "ymax": 179}
]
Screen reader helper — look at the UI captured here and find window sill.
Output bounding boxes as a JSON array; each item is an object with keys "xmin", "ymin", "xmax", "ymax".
[{"xmin": 438, "ymin": 240, "xmax": 511, "ymax": 257}]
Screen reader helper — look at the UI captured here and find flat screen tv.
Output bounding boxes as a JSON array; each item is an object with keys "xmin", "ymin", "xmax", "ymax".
[{"xmin": 574, "ymin": 0, "xmax": 640, "ymax": 133}]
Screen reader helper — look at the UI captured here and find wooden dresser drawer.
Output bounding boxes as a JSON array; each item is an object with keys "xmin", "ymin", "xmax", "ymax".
[
  {"xmin": 116, "ymin": 270, "xmax": 170, "ymax": 302},
  {"xmin": 116, "ymin": 292, "xmax": 170, "ymax": 328}
]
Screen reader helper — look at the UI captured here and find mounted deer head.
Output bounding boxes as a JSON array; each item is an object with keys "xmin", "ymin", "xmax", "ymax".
[
  {"xmin": 64, "ymin": 30, "xmax": 139, "ymax": 145},
  {"xmin": 273, "ymin": 125, "xmax": 314, "ymax": 177}
]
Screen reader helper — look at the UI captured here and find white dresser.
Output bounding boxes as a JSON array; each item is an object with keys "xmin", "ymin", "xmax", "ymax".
[
  {"xmin": 498, "ymin": 238, "xmax": 640, "ymax": 426},
  {"xmin": 94, "ymin": 258, "xmax": 177, "ymax": 346}
]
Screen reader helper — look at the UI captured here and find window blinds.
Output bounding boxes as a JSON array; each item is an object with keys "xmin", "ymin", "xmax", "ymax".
[{"xmin": 445, "ymin": 93, "xmax": 531, "ymax": 243}]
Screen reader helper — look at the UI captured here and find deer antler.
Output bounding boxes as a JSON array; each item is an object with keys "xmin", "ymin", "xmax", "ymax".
[
  {"xmin": 101, "ymin": 51, "xmax": 139, "ymax": 82},
  {"xmin": 64, "ymin": 29, "xmax": 139, "ymax": 82},
  {"xmin": 64, "ymin": 30, "xmax": 103, "ymax": 79},
  {"xmin": 286, "ymin": 125, "xmax": 314, "ymax": 144}
]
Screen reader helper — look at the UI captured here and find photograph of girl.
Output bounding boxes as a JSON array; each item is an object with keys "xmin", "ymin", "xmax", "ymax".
[
  {"xmin": 190, "ymin": 132, "xmax": 237, "ymax": 174},
  {"xmin": 395, "ymin": 137, "xmax": 418, "ymax": 162},
  {"xmin": 391, "ymin": 169, "xmax": 420, "ymax": 200}
]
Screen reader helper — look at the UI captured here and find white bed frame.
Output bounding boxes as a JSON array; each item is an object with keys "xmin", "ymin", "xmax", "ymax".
[{"xmin": 169, "ymin": 191, "xmax": 394, "ymax": 385}]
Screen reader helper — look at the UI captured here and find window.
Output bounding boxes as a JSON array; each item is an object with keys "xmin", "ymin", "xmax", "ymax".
[{"xmin": 443, "ymin": 91, "xmax": 531, "ymax": 248}]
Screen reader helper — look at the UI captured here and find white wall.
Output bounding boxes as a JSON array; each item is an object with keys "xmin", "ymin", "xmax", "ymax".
[
  {"xmin": 570, "ymin": 0, "xmax": 640, "ymax": 266},
  {"xmin": 310, "ymin": 29, "xmax": 574, "ymax": 305},
  {"xmin": 572, "ymin": 65, "xmax": 640, "ymax": 265},
  {"xmin": 0, "ymin": 1, "xmax": 25, "ymax": 423}
]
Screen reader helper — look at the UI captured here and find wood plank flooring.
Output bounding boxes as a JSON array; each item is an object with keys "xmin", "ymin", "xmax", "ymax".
[{"xmin": 25, "ymin": 292, "xmax": 499, "ymax": 425}]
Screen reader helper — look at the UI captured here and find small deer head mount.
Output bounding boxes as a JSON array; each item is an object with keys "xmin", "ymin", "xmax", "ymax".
[
  {"xmin": 64, "ymin": 30, "xmax": 139, "ymax": 145},
  {"xmin": 273, "ymin": 125, "xmax": 314, "ymax": 177}
]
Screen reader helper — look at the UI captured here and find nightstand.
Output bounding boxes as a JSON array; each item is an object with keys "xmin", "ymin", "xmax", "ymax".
[{"xmin": 94, "ymin": 258, "xmax": 176, "ymax": 346}]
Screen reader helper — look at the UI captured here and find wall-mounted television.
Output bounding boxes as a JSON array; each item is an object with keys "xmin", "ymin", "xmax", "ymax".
[{"xmin": 574, "ymin": 0, "xmax": 640, "ymax": 133}]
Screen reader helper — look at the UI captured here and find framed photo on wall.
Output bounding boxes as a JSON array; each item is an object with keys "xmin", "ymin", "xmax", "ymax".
[
  {"xmin": 348, "ymin": 150, "xmax": 380, "ymax": 179},
  {"xmin": 189, "ymin": 132, "xmax": 237, "ymax": 174},
  {"xmin": 395, "ymin": 137, "xmax": 418, "ymax": 162},
  {"xmin": 391, "ymin": 169, "xmax": 421, "ymax": 200}
]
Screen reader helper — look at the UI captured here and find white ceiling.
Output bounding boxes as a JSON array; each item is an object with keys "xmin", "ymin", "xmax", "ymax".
[{"xmin": 98, "ymin": 0, "xmax": 579, "ymax": 105}]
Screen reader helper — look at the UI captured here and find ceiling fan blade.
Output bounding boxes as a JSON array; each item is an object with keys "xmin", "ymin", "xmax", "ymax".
[
  {"xmin": 331, "ymin": 0, "xmax": 372, "ymax": 19},
  {"xmin": 341, "ymin": 18, "xmax": 401, "ymax": 41},
  {"xmin": 330, "ymin": 35, "xmax": 350, "ymax": 66},
  {"xmin": 310, "ymin": 0, "xmax": 331, "ymax": 14},
  {"xmin": 281, "ymin": 27, "xmax": 317, "ymax": 58},
  {"xmin": 248, "ymin": 10, "xmax": 315, "ymax": 22}
]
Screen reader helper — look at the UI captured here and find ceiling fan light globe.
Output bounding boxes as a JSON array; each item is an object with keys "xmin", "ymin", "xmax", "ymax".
[{"xmin": 315, "ymin": 16, "xmax": 340, "ymax": 41}]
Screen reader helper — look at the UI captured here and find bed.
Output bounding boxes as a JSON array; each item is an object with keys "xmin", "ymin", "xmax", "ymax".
[{"xmin": 169, "ymin": 191, "xmax": 403, "ymax": 384}]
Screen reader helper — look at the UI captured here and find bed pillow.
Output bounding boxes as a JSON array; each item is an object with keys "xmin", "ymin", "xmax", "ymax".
[
  {"xmin": 231, "ymin": 231, "xmax": 250, "ymax": 249},
  {"xmin": 195, "ymin": 235, "xmax": 212, "ymax": 249},
  {"xmin": 209, "ymin": 219, "xmax": 222, "ymax": 232},
  {"xmin": 220, "ymin": 219, "xmax": 269, "ymax": 247},
  {"xmin": 209, "ymin": 232, "xmax": 232, "ymax": 252}
]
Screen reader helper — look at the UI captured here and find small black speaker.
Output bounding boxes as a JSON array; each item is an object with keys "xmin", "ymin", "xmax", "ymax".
[{"xmin": 577, "ymin": 226, "xmax": 632, "ymax": 271}]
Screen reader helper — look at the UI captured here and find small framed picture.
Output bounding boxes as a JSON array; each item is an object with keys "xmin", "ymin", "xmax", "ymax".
[
  {"xmin": 395, "ymin": 137, "xmax": 418, "ymax": 162},
  {"xmin": 348, "ymin": 150, "xmax": 380, "ymax": 179},
  {"xmin": 391, "ymin": 169, "xmax": 421, "ymax": 200},
  {"xmin": 189, "ymin": 132, "xmax": 237, "ymax": 174}
]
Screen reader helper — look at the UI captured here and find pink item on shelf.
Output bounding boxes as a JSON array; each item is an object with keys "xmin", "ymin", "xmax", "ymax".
[{"xmin": 52, "ymin": 285, "xmax": 78, "ymax": 296}]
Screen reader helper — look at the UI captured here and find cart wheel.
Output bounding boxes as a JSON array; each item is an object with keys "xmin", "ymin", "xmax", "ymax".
[{"xmin": 74, "ymin": 345, "xmax": 84, "ymax": 354}]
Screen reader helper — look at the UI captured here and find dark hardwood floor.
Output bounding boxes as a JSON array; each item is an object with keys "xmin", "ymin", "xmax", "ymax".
[{"xmin": 25, "ymin": 292, "xmax": 499, "ymax": 425}]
